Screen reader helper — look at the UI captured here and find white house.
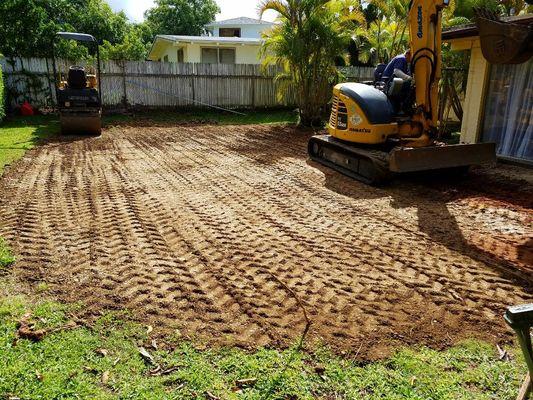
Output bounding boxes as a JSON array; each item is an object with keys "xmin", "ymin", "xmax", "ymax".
[{"xmin": 147, "ymin": 17, "xmax": 275, "ymax": 65}]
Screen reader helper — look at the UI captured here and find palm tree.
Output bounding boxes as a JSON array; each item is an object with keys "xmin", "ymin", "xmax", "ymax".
[
  {"xmin": 355, "ymin": 0, "xmax": 410, "ymax": 65},
  {"xmin": 260, "ymin": 0, "xmax": 365, "ymax": 127}
]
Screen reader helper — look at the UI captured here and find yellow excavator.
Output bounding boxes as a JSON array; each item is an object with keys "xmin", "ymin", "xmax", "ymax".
[{"xmin": 308, "ymin": 0, "xmax": 497, "ymax": 184}]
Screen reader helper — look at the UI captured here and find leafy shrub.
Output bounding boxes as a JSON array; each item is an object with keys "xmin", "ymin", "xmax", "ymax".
[{"xmin": 0, "ymin": 63, "xmax": 5, "ymax": 122}]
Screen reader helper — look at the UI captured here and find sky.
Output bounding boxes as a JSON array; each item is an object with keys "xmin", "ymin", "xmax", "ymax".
[{"xmin": 106, "ymin": 0, "xmax": 278, "ymax": 23}]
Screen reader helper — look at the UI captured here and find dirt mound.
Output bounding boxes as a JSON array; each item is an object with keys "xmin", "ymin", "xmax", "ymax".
[{"xmin": 0, "ymin": 124, "xmax": 531, "ymax": 359}]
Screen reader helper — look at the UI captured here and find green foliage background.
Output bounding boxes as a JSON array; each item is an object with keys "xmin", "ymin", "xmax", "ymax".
[
  {"xmin": 0, "ymin": 64, "xmax": 5, "ymax": 123},
  {"xmin": 1, "ymin": 0, "xmax": 530, "ymax": 63},
  {"xmin": 0, "ymin": 0, "xmax": 219, "ymax": 62},
  {"xmin": 145, "ymin": 0, "xmax": 220, "ymax": 37}
]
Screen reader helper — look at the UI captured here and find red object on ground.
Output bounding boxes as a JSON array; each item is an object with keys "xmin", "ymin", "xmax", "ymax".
[{"xmin": 20, "ymin": 102, "xmax": 34, "ymax": 116}]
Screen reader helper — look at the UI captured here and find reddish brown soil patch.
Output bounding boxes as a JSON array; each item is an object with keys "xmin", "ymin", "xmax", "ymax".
[{"xmin": 0, "ymin": 124, "xmax": 531, "ymax": 359}]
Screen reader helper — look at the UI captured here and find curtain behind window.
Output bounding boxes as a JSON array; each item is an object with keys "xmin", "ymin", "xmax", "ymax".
[
  {"xmin": 482, "ymin": 59, "xmax": 532, "ymax": 162},
  {"xmin": 201, "ymin": 48, "xmax": 218, "ymax": 64},
  {"xmin": 219, "ymin": 49, "xmax": 236, "ymax": 64}
]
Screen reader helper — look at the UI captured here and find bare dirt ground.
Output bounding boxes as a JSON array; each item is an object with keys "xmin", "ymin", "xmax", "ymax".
[{"xmin": 1, "ymin": 123, "xmax": 531, "ymax": 359}]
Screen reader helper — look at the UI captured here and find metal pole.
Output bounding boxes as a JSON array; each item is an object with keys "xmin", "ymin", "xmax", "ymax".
[{"xmin": 95, "ymin": 42, "xmax": 102, "ymax": 106}]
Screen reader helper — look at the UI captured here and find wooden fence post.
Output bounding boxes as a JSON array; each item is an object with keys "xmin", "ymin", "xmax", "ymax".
[
  {"xmin": 191, "ymin": 64, "xmax": 196, "ymax": 107},
  {"xmin": 251, "ymin": 73, "xmax": 256, "ymax": 109},
  {"xmin": 121, "ymin": 61, "xmax": 128, "ymax": 109},
  {"xmin": 45, "ymin": 58, "xmax": 55, "ymax": 107}
]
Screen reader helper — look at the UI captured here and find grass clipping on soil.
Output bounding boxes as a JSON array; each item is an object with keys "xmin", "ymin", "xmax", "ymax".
[
  {"xmin": 0, "ymin": 238, "xmax": 14, "ymax": 268},
  {"xmin": 0, "ymin": 295, "xmax": 526, "ymax": 400}
]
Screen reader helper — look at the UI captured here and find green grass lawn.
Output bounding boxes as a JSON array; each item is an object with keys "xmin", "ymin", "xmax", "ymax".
[
  {"xmin": 0, "ymin": 293, "xmax": 526, "ymax": 400},
  {"xmin": 0, "ymin": 238, "xmax": 15, "ymax": 269},
  {"xmin": 0, "ymin": 116, "xmax": 58, "ymax": 174},
  {"xmin": 103, "ymin": 109, "xmax": 299, "ymax": 126}
]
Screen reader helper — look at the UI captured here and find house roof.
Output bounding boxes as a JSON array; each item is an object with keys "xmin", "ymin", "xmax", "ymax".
[
  {"xmin": 442, "ymin": 13, "xmax": 533, "ymax": 40},
  {"xmin": 205, "ymin": 17, "xmax": 275, "ymax": 27},
  {"xmin": 155, "ymin": 35, "xmax": 262, "ymax": 45}
]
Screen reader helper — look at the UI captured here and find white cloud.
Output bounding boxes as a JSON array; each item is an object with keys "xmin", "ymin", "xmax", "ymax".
[
  {"xmin": 107, "ymin": 0, "xmax": 277, "ymax": 23},
  {"xmin": 107, "ymin": 0, "xmax": 155, "ymax": 22}
]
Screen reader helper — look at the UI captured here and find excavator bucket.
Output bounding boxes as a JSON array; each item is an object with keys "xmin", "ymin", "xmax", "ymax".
[
  {"xmin": 475, "ymin": 9, "xmax": 533, "ymax": 65},
  {"xmin": 60, "ymin": 110, "xmax": 102, "ymax": 136}
]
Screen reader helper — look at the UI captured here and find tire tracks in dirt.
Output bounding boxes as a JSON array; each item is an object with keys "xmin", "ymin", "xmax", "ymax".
[{"xmin": 0, "ymin": 124, "xmax": 531, "ymax": 358}]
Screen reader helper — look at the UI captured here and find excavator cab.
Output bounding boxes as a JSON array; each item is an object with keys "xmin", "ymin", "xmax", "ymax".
[{"xmin": 52, "ymin": 32, "xmax": 102, "ymax": 136}]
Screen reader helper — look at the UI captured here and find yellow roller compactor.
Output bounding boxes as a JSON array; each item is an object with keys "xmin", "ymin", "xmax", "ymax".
[
  {"xmin": 308, "ymin": 0, "xmax": 497, "ymax": 184},
  {"xmin": 52, "ymin": 32, "xmax": 102, "ymax": 136}
]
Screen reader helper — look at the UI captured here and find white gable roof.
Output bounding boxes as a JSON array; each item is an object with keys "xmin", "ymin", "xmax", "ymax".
[
  {"xmin": 156, "ymin": 35, "xmax": 262, "ymax": 45},
  {"xmin": 205, "ymin": 17, "xmax": 275, "ymax": 27}
]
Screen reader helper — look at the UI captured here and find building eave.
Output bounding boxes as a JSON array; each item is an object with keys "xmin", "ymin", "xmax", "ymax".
[
  {"xmin": 147, "ymin": 36, "xmax": 176, "ymax": 61},
  {"xmin": 442, "ymin": 13, "xmax": 533, "ymax": 41}
]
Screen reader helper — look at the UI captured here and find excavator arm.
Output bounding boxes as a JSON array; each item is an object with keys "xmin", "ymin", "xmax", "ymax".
[{"xmin": 408, "ymin": 0, "xmax": 449, "ymax": 131}]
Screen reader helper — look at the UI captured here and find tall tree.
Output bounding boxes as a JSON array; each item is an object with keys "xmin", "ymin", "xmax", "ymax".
[
  {"xmin": 100, "ymin": 24, "xmax": 153, "ymax": 61},
  {"xmin": 69, "ymin": 0, "xmax": 129, "ymax": 44},
  {"xmin": 0, "ymin": 0, "xmax": 132, "ymax": 59},
  {"xmin": 355, "ymin": 0, "xmax": 410, "ymax": 64},
  {"xmin": 260, "ymin": 0, "xmax": 365, "ymax": 127},
  {"xmin": 0, "ymin": 0, "xmax": 65, "ymax": 57},
  {"xmin": 145, "ymin": 0, "xmax": 220, "ymax": 36}
]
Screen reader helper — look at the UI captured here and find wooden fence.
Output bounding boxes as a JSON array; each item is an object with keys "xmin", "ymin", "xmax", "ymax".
[{"xmin": 0, "ymin": 57, "xmax": 375, "ymax": 110}]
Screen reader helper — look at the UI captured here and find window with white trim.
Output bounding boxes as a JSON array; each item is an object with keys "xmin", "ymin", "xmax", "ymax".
[{"xmin": 201, "ymin": 48, "xmax": 236, "ymax": 64}]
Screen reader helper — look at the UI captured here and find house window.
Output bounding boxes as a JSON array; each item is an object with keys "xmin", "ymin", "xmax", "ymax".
[
  {"xmin": 201, "ymin": 48, "xmax": 218, "ymax": 64},
  {"xmin": 177, "ymin": 48, "xmax": 184, "ymax": 63},
  {"xmin": 219, "ymin": 48, "xmax": 236, "ymax": 64},
  {"xmin": 201, "ymin": 48, "xmax": 236, "ymax": 64},
  {"xmin": 481, "ymin": 59, "xmax": 532, "ymax": 163},
  {"xmin": 219, "ymin": 28, "xmax": 241, "ymax": 38},
  {"xmin": 163, "ymin": 55, "xmax": 169, "ymax": 62}
]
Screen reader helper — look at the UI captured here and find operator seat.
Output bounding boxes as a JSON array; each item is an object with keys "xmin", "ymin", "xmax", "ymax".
[
  {"xmin": 67, "ymin": 66, "xmax": 88, "ymax": 90},
  {"xmin": 387, "ymin": 68, "xmax": 414, "ymax": 115}
]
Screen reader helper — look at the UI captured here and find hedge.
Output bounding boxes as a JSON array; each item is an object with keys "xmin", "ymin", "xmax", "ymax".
[{"xmin": 0, "ymin": 64, "xmax": 5, "ymax": 122}]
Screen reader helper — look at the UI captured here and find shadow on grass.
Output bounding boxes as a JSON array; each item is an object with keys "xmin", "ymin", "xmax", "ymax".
[{"xmin": 0, "ymin": 115, "xmax": 60, "ymax": 146}]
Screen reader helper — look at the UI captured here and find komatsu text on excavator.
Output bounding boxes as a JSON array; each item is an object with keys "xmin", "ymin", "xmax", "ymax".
[{"xmin": 308, "ymin": 0, "xmax": 497, "ymax": 184}]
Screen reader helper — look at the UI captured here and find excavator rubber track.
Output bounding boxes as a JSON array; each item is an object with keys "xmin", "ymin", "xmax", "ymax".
[
  {"xmin": 308, "ymin": 135, "xmax": 392, "ymax": 184},
  {"xmin": 308, "ymin": 135, "xmax": 497, "ymax": 185}
]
